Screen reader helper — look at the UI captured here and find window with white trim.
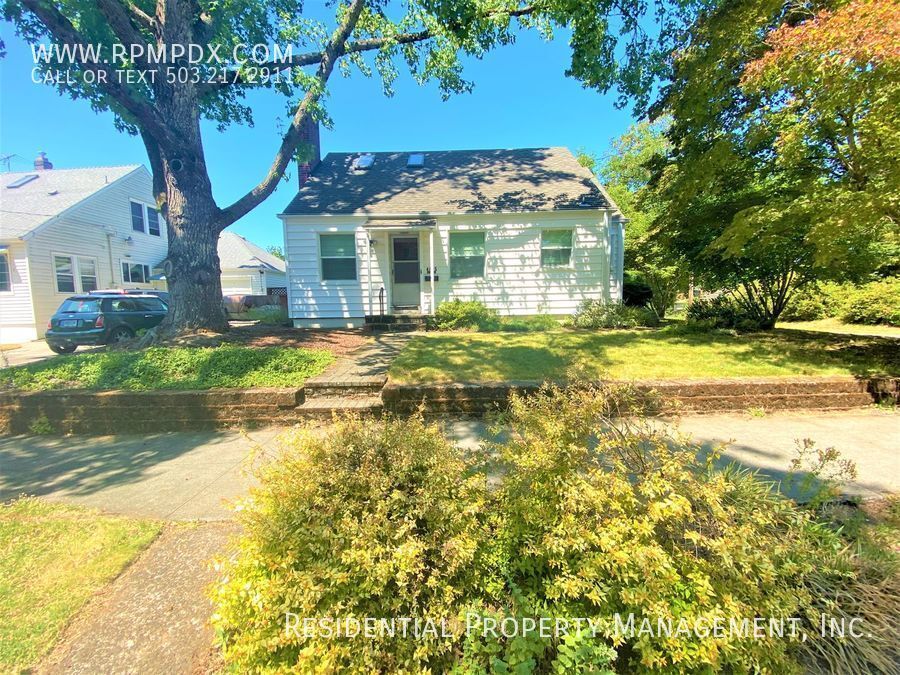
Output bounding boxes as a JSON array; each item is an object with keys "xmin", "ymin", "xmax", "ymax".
[
  {"xmin": 122, "ymin": 262, "xmax": 151, "ymax": 284},
  {"xmin": 54, "ymin": 255, "xmax": 97, "ymax": 293},
  {"xmin": 147, "ymin": 207, "xmax": 161, "ymax": 236},
  {"xmin": 0, "ymin": 250, "xmax": 10, "ymax": 292},
  {"xmin": 449, "ymin": 232, "xmax": 486, "ymax": 279},
  {"xmin": 130, "ymin": 201, "xmax": 146, "ymax": 233},
  {"xmin": 319, "ymin": 234, "xmax": 357, "ymax": 280},
  {"xmin": 540, "ymin": 229, "xmax": 574, "ymax": 268}
]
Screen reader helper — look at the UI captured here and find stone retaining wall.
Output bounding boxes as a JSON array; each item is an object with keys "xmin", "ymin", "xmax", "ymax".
[
  {"xmin": 0, "ymin": 388, "xmax": 304, "ymax": 434},
  {"xmin": 382, "ymin": 376, "xmax": 900, "ymax": 415}
]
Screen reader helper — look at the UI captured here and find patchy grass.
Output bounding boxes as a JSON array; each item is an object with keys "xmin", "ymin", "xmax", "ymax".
[
  {"xmin": 0, "ymin": 498, "xmax": 160, "ymax": 671},
  {"xmin": 778, "ymin": 318, "xmax": 900, "ymax": 338},
  {"xmin": 3, "ymin": 345, "xmax": 334, "ymax": 391},
  {"xmin": 389, "ymin": 327, "xmax": 900, "ymax": 383}
]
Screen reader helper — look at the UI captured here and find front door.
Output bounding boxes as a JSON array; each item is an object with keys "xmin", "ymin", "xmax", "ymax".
[{"xmin": 391, "ymin": 236, "xmax": 420, "ymax": 309}]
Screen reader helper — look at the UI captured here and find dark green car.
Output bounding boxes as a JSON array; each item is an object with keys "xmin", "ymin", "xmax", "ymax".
[{"xmin": 45, "ymin": 294, "xmax": 169, "ymax": 354}]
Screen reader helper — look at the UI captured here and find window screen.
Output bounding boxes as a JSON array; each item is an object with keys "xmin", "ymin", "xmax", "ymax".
[
  {"xmin": 320, "ymin": 234, "xmax": 357, "ymax": 280},
  {"xmin": 540, "ymin": 229, "xmax": 573, "ymax": 267},
  {"xmin": 131, "ymin": 202, "xmax": 145, "ymax": 232},
  {"xmin": 449, "ymin": 232, "xmax": 486, "ymax": 279}
]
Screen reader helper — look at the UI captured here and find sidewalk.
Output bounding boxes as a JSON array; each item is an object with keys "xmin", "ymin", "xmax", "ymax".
[{"xmin": 40, "ymin": 522, "xmax": 235, "ymax": 675}]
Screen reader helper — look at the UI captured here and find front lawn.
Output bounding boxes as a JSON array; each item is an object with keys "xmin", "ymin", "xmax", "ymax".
[
  {"xmin": 778, "ymin": 318, "xmax": 900, "ymax": 338},
  {"xmin": 0, "ymin": 498, "xmax": 161, "ymax": 671},
  {"xmin": 389, "ymin": 327, "xmax": 899, "ymax": 383},
  {"xmin": 2, "ymin": 345, "xmax": 334, "ymax": 391}
]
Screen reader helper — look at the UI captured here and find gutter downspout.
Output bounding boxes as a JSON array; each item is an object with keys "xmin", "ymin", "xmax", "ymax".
[
  {"xmin": 367, "ymin": 232, "xmax": 373, "ymax": 316},
  {"xmin": 106, "ymin": 233, "xmax": 116, "ymax": 286}
]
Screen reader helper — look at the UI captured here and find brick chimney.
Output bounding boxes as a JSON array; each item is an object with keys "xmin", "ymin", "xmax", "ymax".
[
  {"xmin": 34, "ymin": 151, "xmax": 53, "ymax": 171},
  {"xmin": 297, "ymin": 117, "xmax": 320, "ymax": 187}
]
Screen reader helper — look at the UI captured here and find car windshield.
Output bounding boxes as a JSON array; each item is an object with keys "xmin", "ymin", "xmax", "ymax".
[{"xmin": 58, "ymin": 299, "xmax": 100, "ymax": 313}]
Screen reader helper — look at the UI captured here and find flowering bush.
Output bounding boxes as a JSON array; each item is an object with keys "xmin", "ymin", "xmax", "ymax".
[{"xmin": 213, "ymin": 386, "xmax": 899, "ymax": 673}]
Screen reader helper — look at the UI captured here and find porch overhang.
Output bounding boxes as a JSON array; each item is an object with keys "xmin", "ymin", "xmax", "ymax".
[{"xmin": 362, "ymin": 218, "xmax": 436, "ymax": 230}]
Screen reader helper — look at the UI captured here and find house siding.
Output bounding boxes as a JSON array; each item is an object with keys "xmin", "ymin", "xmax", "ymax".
[
  {"xmin": 11, "ymin": 168, "xmax": 168, "ymax": 339},
  {"xmin": 282, "ymin": 210, "xmax": 617, "ymax": 325},
  {"xmin": 0, "ymin": 242, "xmax": 37, "ymax": 343}
]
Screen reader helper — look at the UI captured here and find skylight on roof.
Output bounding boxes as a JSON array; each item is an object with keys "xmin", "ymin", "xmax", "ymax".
[
  {"xmin": 6, "ymin": 174, "xmax": 39, "ymax": 189},
  {"xmin": 352, "ymin": 154, "xmax": 375, "ymax": 170},
  {"xmin": 407, "ymin": 153, "xmax": 425, "ymax": 167}
]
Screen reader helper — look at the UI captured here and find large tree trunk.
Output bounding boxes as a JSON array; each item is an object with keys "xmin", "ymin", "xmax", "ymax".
[{"xmin": 162, "ymin": 190, "xmax": 228, "ymax": 333}]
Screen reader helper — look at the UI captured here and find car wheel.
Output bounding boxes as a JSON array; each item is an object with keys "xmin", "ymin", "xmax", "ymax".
[
  {"xmin": 108, "ymin": 326, "xmax": 134, "ymax": 344},
  {"xmin": 48, "ymin": 343, "xmax": 77, "ymax": 355}
]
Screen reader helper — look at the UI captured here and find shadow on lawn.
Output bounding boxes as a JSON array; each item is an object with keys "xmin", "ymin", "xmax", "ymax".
[{"xmin": 394, "ymin": 328, "xmax": 900, "ymax": 383}]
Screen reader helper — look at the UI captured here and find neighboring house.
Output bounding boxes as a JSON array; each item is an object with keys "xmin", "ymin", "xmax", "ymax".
[
  {"xmin": 279, "ymin": 134, "xmax": 625, "ymax": 328},
  {"xmin": 0, "ymin": 156, "xmax": 167, "ymax": 343},
  {"xmin": 218, "ymin": 231, "xmax": 287, "ymax": 296}
]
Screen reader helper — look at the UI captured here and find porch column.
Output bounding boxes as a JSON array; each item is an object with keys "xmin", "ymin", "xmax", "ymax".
[
  {"xmin": 367, "ymin": 233, "xmax": 373, "ymax": 315},
  {"xmin": 429, "ymin": 227, "xmax": 435, "ymax": 313}
]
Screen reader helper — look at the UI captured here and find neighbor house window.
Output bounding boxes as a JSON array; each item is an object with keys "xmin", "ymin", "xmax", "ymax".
[
  {"xmin": 0, "ymin": 250, "xmax": 10, "ymax": 292},
  {"xmin": 147, "ymin": 207, "xmax": 161, "ymax": 236},
  {"xmin": 54, "ymin": 255, "xmax": 76, "ymax": 293},
  {"xmin": 131, "ymin": 201, "xmax": 146, "ymax": 233},
  {"xmin": 54, "ymin": 255, "xmax": 97, "ymax": 293},
  {"xmin": 122, "ymin": 262, "xmax": 151, "ymax": 284},
  {"xmin": 540, "ymin": 229, "xmax": 574, "ymax": 268},
  {"xmin": 449, "ymin": 232, "xmax": 486, "ymax": 279},
  {"xmin": 320, "ymin": 234, "xmax": 357, "ymax": 280},
  {"xmin": 79, "ymin": 258, "xmax": 98, "ymax": 292}
]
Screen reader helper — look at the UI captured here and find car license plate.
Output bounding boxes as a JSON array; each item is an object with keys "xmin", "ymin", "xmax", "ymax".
[{"xmin": 60, "ymin": 319, "xmax": 78, "ymax": 327}]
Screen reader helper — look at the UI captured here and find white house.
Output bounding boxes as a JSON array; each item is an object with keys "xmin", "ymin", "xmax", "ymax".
[
  {"xmin": 218, "ymin": 231, "xmax": 287, "ymax": 296},
  {"xmin": 279, "ymin": 140, "xmax": 625, "ymax": 328},
  {"xmin": 0, "ymin": 157, "xmax": 167, "ymax": 343}
]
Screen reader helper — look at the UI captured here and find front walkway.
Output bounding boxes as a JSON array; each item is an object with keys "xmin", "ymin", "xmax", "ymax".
[{"xmin": 303, "ymin": 332, "xmax": 412, "ymax": 388}]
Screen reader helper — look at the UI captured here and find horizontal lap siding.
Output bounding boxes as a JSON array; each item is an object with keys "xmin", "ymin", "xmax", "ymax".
[
  {"xmin": 22, "ymin": 169, "xmax": 167, "ymax": 337},
  {"xmin": 284, "ymin": 219, "xmax": 377, "ymax": 319},
  {"xmin": 0, "ymin": 242, "xmax": 37, "ymax": 343},
  {"xmin": 434, "ymin": 214, "xmax": 611, "ymax": 316},
  {"xmin": 282, "ymin": 211, "xmax": 615, "ymax": 319}
]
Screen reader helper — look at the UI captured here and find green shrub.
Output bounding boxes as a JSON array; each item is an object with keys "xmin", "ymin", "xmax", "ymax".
[
  {"xmin": 499, "ymin": 314, "xmax": 561, "ymax": 332},
  {"xmin": 245, "ymin": 304, "xmax": 288, "ymax": 325},
  {"xmin": 686, "ymin": 294, "xmax": 763, "ymax": 330},
  {"xmin": 572, "ymin": 300, "xmax": 659, "ymax": 329},
  {"xmin": 213, "ymin": 388, "xmax": 899, "ymax": 674},
  {"xmin": 432, "ymin": 299, "xmax": 500, "ymax": 331},
  {"xmin": 211, "ymin": 415, "xmax": 496, "ymax": 673},
  {"xmin": 781, "ymin": 282, "xmax": 845, "ymax": 322},
  {"xmin": 841, "ymin": 277, "xmax": 900, "ymax": 326}
]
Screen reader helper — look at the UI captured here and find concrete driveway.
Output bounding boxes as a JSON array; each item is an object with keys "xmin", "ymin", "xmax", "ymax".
[
  {"xmin": 0, "ymin": 427, "xmax": 284, "ymax": 519},
  {"xmin": 1, "ymin": 340, "xmax": 60, "ymax": 367}
]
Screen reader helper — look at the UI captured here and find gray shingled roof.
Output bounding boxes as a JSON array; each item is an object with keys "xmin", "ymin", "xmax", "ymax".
[
  {"xmin": 282, "ymin": 147, "xmax": 611, "ymax": 216},
  {"xmin": 218, "ymin": 231, "xmax": 286, "ymax": 272},
  {"xmin": 0, "ymin": 165, "xmax": 141, "ymax": 240}
]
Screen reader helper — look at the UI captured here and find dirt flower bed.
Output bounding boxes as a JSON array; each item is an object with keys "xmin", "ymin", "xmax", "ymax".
[{"xmin": 152, "ymin": 324, "xmax": 369, "ymax": 355}]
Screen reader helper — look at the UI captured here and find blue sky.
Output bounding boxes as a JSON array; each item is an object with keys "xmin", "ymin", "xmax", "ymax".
[{"xmin": 0, "ymin": 22, "xmax": 635, "ymax": 250}]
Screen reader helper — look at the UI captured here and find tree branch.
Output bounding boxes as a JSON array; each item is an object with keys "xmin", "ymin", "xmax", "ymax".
[
  {"xmin": 125, "ymin": 0, "xmax": 157, "ymax": 31},
  {"xmin": 95, "ymin": 0, "xmax": 151, "ymax": 62},
  {"xmin": 218, "ymin": 0, "xmax": 368, "ymax": 226},
  {"xmin": 205, "ymin": 4, "xmax": 535, "ymax": 90},
  {"xmin": 20, "ymin": 0, "xmax": 174, "ymax": 147}
]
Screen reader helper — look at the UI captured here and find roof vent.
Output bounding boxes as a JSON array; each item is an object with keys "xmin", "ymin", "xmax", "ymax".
[
  {"xmin": 407, "ymin": 153, "xmax": 425, "ymax": 167},
  {"xmin": 6, "ymin": 174, "xmax": 39, "ymax": 189},
  {"xmin": 352, "ymin": 153, "xmax": 375, "ymax": 171}
]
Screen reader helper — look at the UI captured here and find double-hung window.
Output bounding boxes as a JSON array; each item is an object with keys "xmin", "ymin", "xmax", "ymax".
[
  {"xmin": 540, "ymin": 229, "xmax": 574, "ymax": 268},
  {"xmin": 122, "ymin": 262, "xmax": 151, "ymax": 284},
  {"xmin": 320, "ymin": 234, "xmax": 357, "ymax": 280},
  {"xmin": 54, "ymin": 255, "xmax": 97, "ymax": 293},
  {"xmin": 131, "ymin": 201, "xmax": 146, "ymax": 233},
  {"xmin": 449, "ymin": 232, "xmax": 486, "ymax": 279},
  {"xmin": 147, "ymin": 207, "xmax": 161, "ymax": 236},
  {"xmin": 0, "ymin": 250, "xmax": 10, "ymax": 292}
]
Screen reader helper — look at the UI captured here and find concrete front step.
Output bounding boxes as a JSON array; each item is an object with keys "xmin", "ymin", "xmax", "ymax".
[
  {"xmin": 303, "ymin": 378, "xmax": 386, "ymax": 399},
  {"xmin": 297, "ymin": 395, "xmax": 384, "ymax": 419}
]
